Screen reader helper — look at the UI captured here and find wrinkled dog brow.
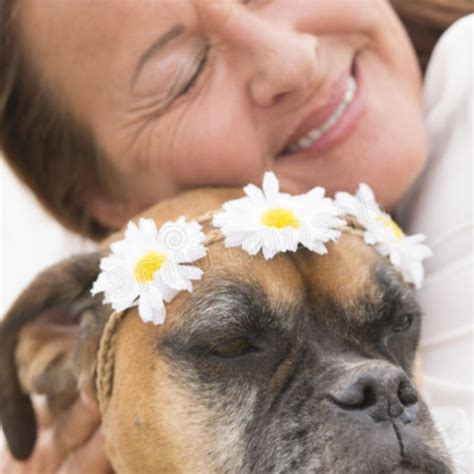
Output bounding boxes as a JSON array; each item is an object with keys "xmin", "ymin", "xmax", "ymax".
[{"xmin": 161, "ymin": 278, "xmax": 302, "ymax": 355}]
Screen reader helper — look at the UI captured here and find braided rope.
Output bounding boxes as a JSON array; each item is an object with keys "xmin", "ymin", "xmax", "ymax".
[
  {"xmin": 96, "ymin": 211, "xmax": 363, "ymax": 413},
  {"xmin": 194, "ymin": 210, "xmax": 216, "ymax": 224},
  {"xmin": 339, "ymin": 225, "xmax": 364, "ymax": 238},
  {"xmin": 96, "ymin": 310, "xmax": 127, "ymax": 414},
  {"xmin": 204, "ymin": 228, "xmax": 225, "ymax": 245}
]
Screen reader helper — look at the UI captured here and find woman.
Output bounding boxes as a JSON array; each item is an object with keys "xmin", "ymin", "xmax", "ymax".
[{"xmin": 1, "ymin": 1, "xmax": 472, "ymax": 472}]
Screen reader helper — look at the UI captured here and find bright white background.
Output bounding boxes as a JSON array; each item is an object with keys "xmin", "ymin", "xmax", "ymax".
[{"xmin": 0, "ymin": 158, "xmax": 95, "ymax": 315}]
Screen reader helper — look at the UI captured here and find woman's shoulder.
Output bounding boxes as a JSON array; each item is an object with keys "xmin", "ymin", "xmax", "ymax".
[
  {"xmin": 398, "ymin": 17, "xmax": 473, "ymax": 473},
  {"xmin": 398, "ymin": 14, "xmax": 473, "ymax": 249},
  {"xmin": 423, "ymin": 14, "xmax": 473, "ymax": 135}
]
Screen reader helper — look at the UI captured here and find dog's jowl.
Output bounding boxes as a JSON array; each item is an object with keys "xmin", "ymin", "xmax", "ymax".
[{"xmin": 0, "ymin": 188, "xmax": 453, "ymax": 473}]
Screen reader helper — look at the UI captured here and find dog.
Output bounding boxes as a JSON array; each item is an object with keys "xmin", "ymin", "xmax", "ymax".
[{"xmin": 0, "ymin": 187, "xmax": 452, "ymax": 473}]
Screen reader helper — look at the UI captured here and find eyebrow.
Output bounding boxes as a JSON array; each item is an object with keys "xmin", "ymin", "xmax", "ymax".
[{"xmin": 130, "ymin": 23, "xmax": 186, "ymax": 90}]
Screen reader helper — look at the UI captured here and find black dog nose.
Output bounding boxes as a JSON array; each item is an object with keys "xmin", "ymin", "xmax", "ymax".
[{"xmin": 329, "ymin": 365, "xmax": 419, "ymax": 423}]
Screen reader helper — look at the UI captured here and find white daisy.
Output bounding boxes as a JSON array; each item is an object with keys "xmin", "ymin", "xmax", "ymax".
[
  {"xmin": 335, "ymin": 184, "xmax": 432, "ymax": 288},
  {"xmin": 212, "ymin": 172, "xmax": 344, "ymax": 259},
  {"xmin": 91, "ymin": 217, "xmax": 207, "ymax": 325}
]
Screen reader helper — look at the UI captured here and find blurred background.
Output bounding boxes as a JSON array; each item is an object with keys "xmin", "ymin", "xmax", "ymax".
[{"xmin": 1, "ymin": 157, "xmax": 95, "ymax": 314}]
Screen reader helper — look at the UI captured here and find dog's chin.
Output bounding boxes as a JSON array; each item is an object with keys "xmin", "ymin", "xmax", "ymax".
[
  {"xmin": 327, "ymin": 429, "xmax": 452, "ymax": 474},
  {"xmin": 300, "ymin": 444, "xmax": 452, "ymax": 474},
  {"xmin": 390, "ymin": 441, "xmax": 453, "ymax": 474},
  {"xmin": 326, "ymin": 434, "xmax": 452, "ymax": 474},
  {"xmin": 384, "ymin": 456, "xmax": 452, "ymax": 474},
  {"xmin": 390, "ymin": 460, "xmax": 451, "ymax": 474},
  {"xmin": 251, "ymin": 399, "xmax": 452, "ymax": 474}
]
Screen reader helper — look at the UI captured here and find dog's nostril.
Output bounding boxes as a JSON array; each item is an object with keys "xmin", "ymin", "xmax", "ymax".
[
  {"xmin": 331, "ymin": 381, "xmax": 378, "ymax": 410},
  {"xmin": 353, "ymin": 384, "xmax": 377, "ymax": 410},
  {"xmin": 397, "ymin": 380, "xmax": 418, "ymax": 407},
  {"xmin": 346, "ymin": 385, "xmax": 377, "ymax": 410}
]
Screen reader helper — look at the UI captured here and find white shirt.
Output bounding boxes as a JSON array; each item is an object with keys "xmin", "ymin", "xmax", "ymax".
[{"xmin": 399, "ymin": 15, "xmax": 473, "ymax": 473}]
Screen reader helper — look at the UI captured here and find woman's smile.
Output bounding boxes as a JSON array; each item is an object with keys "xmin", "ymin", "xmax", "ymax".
[{"xmin": 277, "ymin": 56, "xmax": 364, "ymax": 159}]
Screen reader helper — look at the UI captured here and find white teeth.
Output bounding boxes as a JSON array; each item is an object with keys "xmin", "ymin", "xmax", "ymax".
[
  {"xmin": 308, "ymin": 128, "xmax": 323, "ymax": 141},
  {"xmin": 284, "ymin": 74, "xmax": 358, "ymax": 155},
  {"xmin": 298, "ymin": 137, "xmax": 313, "ymax": 148},
  {"xmin": 344, "ymin": 76, "xmax": 356, "ymax": 102}
]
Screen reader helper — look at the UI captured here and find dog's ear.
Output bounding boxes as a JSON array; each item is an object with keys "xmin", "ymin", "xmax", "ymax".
[{"xmin": 0, "ymin": 252, "xmax": 109, "ymax": 461}]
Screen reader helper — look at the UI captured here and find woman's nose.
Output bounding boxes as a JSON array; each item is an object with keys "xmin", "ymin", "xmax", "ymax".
[
  {"xmin": 247, "ymin": 28, "xmax": 320, "ymax": 107},
  {"xmin": 198, "ymin": 1, "xmax": 321, "ymax": 107}
]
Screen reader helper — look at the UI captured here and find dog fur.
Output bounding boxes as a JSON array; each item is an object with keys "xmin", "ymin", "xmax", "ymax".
[{"xmin": 0, "ymin": 188, "xmax": 452, "ymax": 473}]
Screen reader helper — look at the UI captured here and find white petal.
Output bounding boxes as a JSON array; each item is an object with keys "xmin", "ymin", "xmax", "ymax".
[
  {"xmin": 364, "ymin": 231, "xmax": 378, "ymax": 245},
  {"xmin": 156, "ymin": 260, "xmax": 202, "ymax": 293},
  {"xmin": 138, "ymin": 287, "xmax": 166, "ymax": 325},
  {"xmin": 243, "ymin": 184, "xmax": 266, "ymax": 207},
  {"xmin": 357, "ymin": 183, "xmax": 376, "ymax": 203},
  {"xmin": 92, "ymin": 264, "xmax": 138, "ymax": 308},
  {"xmin": 138, "ymin": 218, "xmax": 158, "ymax": 240},
  {"xmin": 124, "ymin": 220, "xmax": 140, "ymax": 240},
  {"xmin": 262, "ymin": 241, "xmax": 278, "ymax": 260},
  {"xmin": 224, "ymin": 233, "xmax": 246, "ymax": 248},
  {"xmin": 158, "ymin": 217, "xmax": 207, "ymax": 264},
  {"xmin": 418, "ymin": 245, "xmax": 433, "ymax": 260},
  {"xmin": 262, "ymin": 171, "xmax": 280, "ymax": 200},
  {"xmin": 178, "ymin": 264, "xmax": 204, "ymax": 282},
  {"xmin": 304, "ymin": 239, "xmax": 328, "ymax": 255},
  {"xmin": 301, "ymin": 186, "xmax": 326, "ymax": 203},
  {"xmin": 91, "ymin": 272, "xmax": 108, "ymax": 296},
  {"xmin": 159, "ymin": 285, "xmax": 180, "ymax": 303},
  {"xmin": 99, "ymin": 254, "xmax": 123, "ymax": 271},
  {"xmin": 112, "ymin": 292, "xmax": 139, "ymax": 312},
  {"xmin": 158, "ymin": 220, "xmax": 188, "ymax": 253},
  {"xmin": 389, "ymin": 246, "xmax": 402, "ymax": 266},
  {"xmin": 110, "ymin": 241, "xmax": 137, "ymax": 261},
  {"xmin": 405, "ymin": 262, "xmax": 424, "ymax": 289},
  {"xmin": 241, "ymin": 241, "xmax": 261, "ymax": 256},
  {"xmin": 405, "ymin": 233, "xmax": 426, "ymax": 244},
  {"xmin": 334, "ymin": 191, "xmax": 357, "ymax": 215},
  {"xmin": 374, "ymin": 241, "xmax": 391, "ymax": 258}
]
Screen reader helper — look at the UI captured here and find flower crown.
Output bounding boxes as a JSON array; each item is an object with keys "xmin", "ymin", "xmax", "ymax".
[{"xmin": 91, "ymin": 172, "xmax": 432, "ymax": 325}]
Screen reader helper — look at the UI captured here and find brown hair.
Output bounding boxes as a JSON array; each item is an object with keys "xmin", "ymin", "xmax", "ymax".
[
  {"xmin": 1, "ymin": 0, "xmax": 472, "ymax": 240},
  {"xmin": 0, "ymin": 0, "xmax": 109, "ymax": 240},
  {"xmin": 390, "ymin": 0, "xmax": 473, "ymax": 71}
]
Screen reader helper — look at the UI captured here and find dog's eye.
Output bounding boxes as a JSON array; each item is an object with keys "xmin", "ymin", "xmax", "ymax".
[
  {"xmin": 391, "ymin": 314, "xmax": 413, "ymax": 333},
  {"xmin": 212, "ymin": 338, "xmax": 253, "ymax": 358}
]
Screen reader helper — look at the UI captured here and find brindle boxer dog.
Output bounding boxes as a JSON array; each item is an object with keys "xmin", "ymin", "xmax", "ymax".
[{"xmin": 0, "ymin": 188, "xmax": 452, "ymax": 473}]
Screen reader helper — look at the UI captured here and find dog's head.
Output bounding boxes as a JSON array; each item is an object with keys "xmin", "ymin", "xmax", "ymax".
[{"xmin": 0, "ymin": 188, "xmax": 451, "ymax": 473}]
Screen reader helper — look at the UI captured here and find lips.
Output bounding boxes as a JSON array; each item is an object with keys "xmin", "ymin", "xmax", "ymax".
[{"xmin": 277, "ymin": 59, "xmax": 360, "ymax": 158}]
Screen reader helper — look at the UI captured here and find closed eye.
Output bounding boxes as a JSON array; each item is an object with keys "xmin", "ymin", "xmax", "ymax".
[
  {"xmin": 211, "ymin": 338, "xmax": 256, "ymax": 358},
  {"xmin": 177, "ymin": 46, "xmax": 209, "ymax": 98}
]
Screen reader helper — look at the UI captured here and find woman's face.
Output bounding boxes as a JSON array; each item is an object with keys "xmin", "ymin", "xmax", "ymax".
[{"xmin": 20, "ymin": 0, "xmax": 426, "ymax": 226}]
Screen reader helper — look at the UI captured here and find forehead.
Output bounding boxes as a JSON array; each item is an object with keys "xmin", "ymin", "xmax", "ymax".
[
  {"xmin": 212, "ymin": 232, "xmax": 382, "ymax": 302},
  {"xmin": 165, "ymin": 232, "xmax": 397, "ymax": 332},
  {"xmin": 20, "ymin": 1, "xmax": 190, "ymax": 57},
  {"xmin": 18, "ymin": 0, "xmax": 193, "ymax": 118}
]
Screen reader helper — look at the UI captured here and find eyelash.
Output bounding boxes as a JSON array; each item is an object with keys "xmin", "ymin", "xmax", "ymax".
[
  {"xmin": 176, "ymin": 1, "xmax": 260, "ymax": 99},
  {"xmin": 179, "ymin": 48, "xmax": 209, "ymax": 97}
]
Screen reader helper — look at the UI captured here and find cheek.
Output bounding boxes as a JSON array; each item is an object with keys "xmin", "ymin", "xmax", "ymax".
[
  {"xmin": 161, "ymin": 87, "xmax": 265, "ymax": 190},
  {"xmin": 356, "ymin": 52, "xmax": 427, "ymax": 210},
  {"xmin": 275, "ymin": 49, "xmax": 426, "ymax": 210}
]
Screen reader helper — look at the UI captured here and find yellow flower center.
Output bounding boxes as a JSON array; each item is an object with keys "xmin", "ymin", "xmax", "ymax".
[
  {"xmin": 261, "ymin": 208, "xmax": 300, "ymax": 229},
  {"xmin": 377, "ymin": 215, "xmax": 404, "ymax": 241},
  {"xmin": 134, "ymin": 251, "xmax": 167, "ymax": 284}
]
